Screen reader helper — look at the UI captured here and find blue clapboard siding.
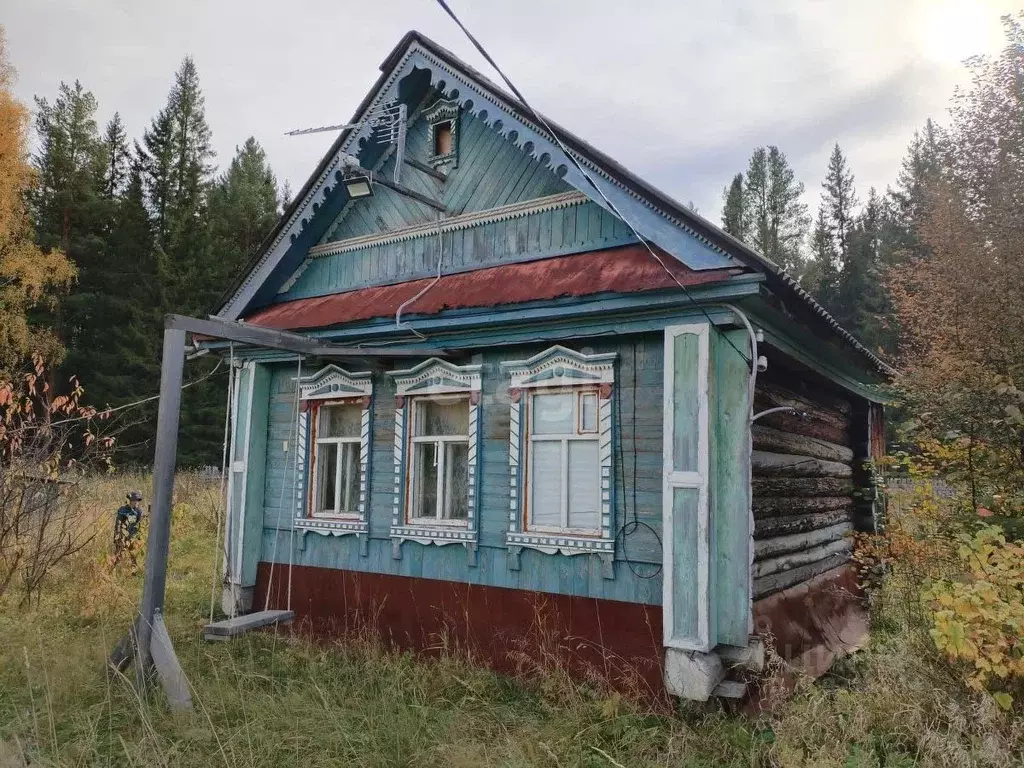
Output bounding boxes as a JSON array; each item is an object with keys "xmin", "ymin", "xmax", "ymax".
[
  {"xmin": 281, "ymin": 199, "xmax": 635, "ymax": 301},
  {"xmin": 320, "ymin": 103, "xmax": 572, "ymax": 246},
  {"xmin": 258, "ymin": 334, "xmax": 665, "ymax": 605}
]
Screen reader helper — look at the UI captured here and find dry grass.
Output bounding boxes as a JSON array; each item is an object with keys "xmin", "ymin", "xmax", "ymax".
[{"xmin": 0, "ymin": 473, "xmax": 1021, "ymax": 766}]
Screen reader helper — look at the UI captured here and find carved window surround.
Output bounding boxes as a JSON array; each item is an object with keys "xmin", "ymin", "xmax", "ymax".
[
  {"xmin": 388, "ymin": 358, "xmax": 482, "ymax": 563},
  {"xmin": 294, "ymin": 365, "xmax": 373, "ymax": 555},
  {"xmin": 500, "ymin": 346, "xmax": 617, "ymax": 578},
  {"xmin": 424, "ymin": 98, "xmax": 460, "ymax": 168}
]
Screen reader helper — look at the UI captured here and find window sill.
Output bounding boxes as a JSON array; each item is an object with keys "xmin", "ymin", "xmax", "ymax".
[
  {"xmin": 309, "ymin": 512, "xmax": 362, "ymax": 521},
  {"xmin": 294, "ymin": 517, "xmax": 368, "ymax": 536},
  {"xmin": 389, "ymin": 523, "xmax": 478, "ymax": 564},
  {"xmin": 406, "ymin": 517, "xmax": 469, "ymax": 528},
  {"xmin": 505, "ymin": 532, "xmax": 615, "ymax": 579}
]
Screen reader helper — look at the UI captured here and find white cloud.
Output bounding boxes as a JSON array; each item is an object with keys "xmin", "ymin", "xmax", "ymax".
[{"xmin": 5, "ymin": 0, "xmax": 1019, "ymax": 224}]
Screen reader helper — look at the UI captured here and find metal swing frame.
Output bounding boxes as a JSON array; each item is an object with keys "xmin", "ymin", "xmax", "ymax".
[{"xmin": 114, "ymin": 313, "xmax": 441, "ymax": 710}]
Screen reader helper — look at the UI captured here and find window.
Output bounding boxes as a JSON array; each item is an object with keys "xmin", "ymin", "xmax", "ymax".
[
  {"xmin": 433, "ymin": 121, "xmax": 453, "ymax": 156},
  {"xmin": 311, "ymin": 401, "xmax": 363, "ymax": 517},
  {"xmin": 502, "ymin": 346, "xmax": 616, "ymax": 570},
  {"xmin": 409, "ymin": 396, "xmax": 469, "ymax": 523},
  {"xmin": 528, "ymin": 390, "xmax": 600, "ymax": 533},
  {"xmin": 424, "ymin": 98, "xmax": 459, "ymax": 168}
]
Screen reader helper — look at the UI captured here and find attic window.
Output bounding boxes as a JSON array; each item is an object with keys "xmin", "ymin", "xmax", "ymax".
[
  {"xmin": 434, "ymin": 121, "xmax": 453, "ymax": 156},
  {"xmin": 425, "ymin": 98, "xmax": 460, "ymax": 168}
]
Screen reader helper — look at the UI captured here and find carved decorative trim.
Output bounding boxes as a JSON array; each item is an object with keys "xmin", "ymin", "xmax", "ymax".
[
  {"xmin": 424, "ymin": 98, "xmax": 460, "ymax": 168},
  {"xmin": 294, "ymin": 366, "xmax": 374, "ymax": 547},
  {"xmin": 388, "ymin": 359, "xmax": 482, "ymax": 561},
  {"xmin": 501, "ymin": 345, "xmax": 616, "ymax": 390},
  {"xmin": 390, "ymin": 358, "xmax": 482, "ymax": 397},
  {"xmin": 306, "ymin": 191, "xmax": 586, "ymax": 259},
  {"xmin": 501, "ymin": 346, "xmax": 616, "ymax": 576},
  {"xmin": 222, "ymin": 38, "xmax": 734, "ymax": 320},
  {"xmin": 298, "ymin": 364, "xmax": 373, "ymax": 400}
]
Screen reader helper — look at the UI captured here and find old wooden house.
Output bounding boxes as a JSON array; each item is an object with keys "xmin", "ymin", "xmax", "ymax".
[{"xmin": 212, "ymin": 32, "xmax": 889, "ymax": 700}]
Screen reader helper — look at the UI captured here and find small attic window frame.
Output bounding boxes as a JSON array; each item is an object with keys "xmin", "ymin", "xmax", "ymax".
[{"xmin": 425, "ymin": 98, "xmax": 460, "ymax": 168}]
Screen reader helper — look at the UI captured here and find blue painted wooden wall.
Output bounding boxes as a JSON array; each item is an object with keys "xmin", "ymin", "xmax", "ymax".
[
  {"xmin": 280, "ymin": 199, "xmax": 636, "ymax": 301},
  {"xmin": 258, "ymin": 335, "xmax": 665, "ymax": 605}
]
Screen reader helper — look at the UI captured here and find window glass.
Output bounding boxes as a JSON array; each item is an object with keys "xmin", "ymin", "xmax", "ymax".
[
  {"xmin": 412, "ymin": 442, "xmax": 439, "ymax": 518},
  {"xmin": 434, "ymin": 121, "xmax": 453, "ymax": 155},
  {"xmin": 316, "ymin": 442, "xmax": 339, "ymax": 513},
  {"xmin": 530, "ymin": 441, "xmax": 562, "ymax": 527},
  {"xmin": 579, "ymin": 393, "xmax": 598, "ymax": 433},
  {"xmin": 415, "ymin": 397, "xmax": 468, "ymax": 436},
  {"xmin": 320, "ymin": 402, "xmax": 362, "ymax": 438},
  {"xmin": 340, "ymin": 442, "xmax": 361, "ymax": 512},
  {"xmin": 567, "ymin": 440, "xmax": 600, "ymax": 529},
  {"xmin": 532, "ymin": 393, "xmax": 573, "ymax": 434},
  {"xmin": 443, "ymin": 442, "xmax": 469, "ymax": 520}
]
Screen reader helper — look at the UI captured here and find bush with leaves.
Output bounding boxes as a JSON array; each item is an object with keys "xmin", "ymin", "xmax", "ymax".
[{"xmin": 0, "ymin": 355, "xmax": 115, "ymax": 605}]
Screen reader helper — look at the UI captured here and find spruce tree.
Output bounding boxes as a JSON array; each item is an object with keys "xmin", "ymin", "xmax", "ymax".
[
  {"xmin": 836, "ymin": 187, "xmax": 887, "ymax": 347},
  {"xmin": 208, "ymin": 137, "xmax": 279, "ymax": 300},
  {"xmin": 721, "ymin": 173, "xmax": 746, "ymax": 240},
  {"xmin": 102, "ymin": 112, "xmax": 131, "ymax": 199},
  {"xmin": 738, "ymin": 146, "xmax": 809, "ymax": 273},
  {"xmin": 820, "ymin": 144, "xmax": 858, "ymax": 264}
]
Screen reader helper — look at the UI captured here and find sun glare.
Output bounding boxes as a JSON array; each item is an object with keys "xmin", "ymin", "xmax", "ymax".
[{"xmin": 919, "ymin": 0, "xmax": 1006, "ymax": 65}]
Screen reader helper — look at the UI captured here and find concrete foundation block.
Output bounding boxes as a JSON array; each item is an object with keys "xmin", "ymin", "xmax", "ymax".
[
  {"xmin": 717, "ymin": 636, "xmax": 766, "ymax": 672},
  {"xmin": 221, "ymin": 584, "xmax": 253, "ymax": 617},
  {"xmin": 664, "ymin": 648, "xmax": 726, "ymax": 701}
]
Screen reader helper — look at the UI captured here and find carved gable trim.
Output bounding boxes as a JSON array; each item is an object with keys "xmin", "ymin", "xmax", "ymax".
[
  {"xmin": 501, "ymin": 346, "xmax": 616, "ymax": 391},
  {"xmin": 299, "ymin": 364, "xmax": 373, "ymax": 401}
]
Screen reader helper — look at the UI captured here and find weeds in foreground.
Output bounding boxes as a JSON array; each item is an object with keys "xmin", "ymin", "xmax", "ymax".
[{"xmin": 0, "ymin": 473, "xmax": 1022, "ymax": 766}]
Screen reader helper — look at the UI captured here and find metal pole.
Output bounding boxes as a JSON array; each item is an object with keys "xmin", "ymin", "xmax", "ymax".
[{"xmin": 136, "ymin": 327, "xmax": 186, "ymax": 687}]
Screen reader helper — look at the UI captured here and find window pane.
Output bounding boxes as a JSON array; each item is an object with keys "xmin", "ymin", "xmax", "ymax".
[
  {"xmin": 443, "ymin": 442, "xmax": 469, "ymax": 520},
  {"xmin": 530, "ymin": 440, "xmax": 562, "ymax": 527},
  {"xmin": 339, "ymin": 442, "xmax": 361, "ymax": 513},
  {"xmin": 316, "ymin": 442, "xmax": 339, "ymax": 513},
  {"xmin": 580, "ymin": 393, "xmax": 598, "ymax": 433},
  {"xmin": 415, "ymin": 397, "xmax": 468, "ymax": 436},
  {"xmin": 320, "ymin": 403, "xmax": 362, "ymax": 438},
  {"xmin": 568, "ymin": 440, "xmax": 600, "ymax": 529},
  {"xmin": 412, "ymin": 442, "xmax": 439, "ymax": 518},
  {"xmin": 532, "ymin": 393, "xmax": 573, "ymax": 435}
]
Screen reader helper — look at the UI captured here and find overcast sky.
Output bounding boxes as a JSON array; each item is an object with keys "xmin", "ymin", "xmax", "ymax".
[{"xmin": 5, "ymin": 0, "xmax": 1020, "ymax": 220}]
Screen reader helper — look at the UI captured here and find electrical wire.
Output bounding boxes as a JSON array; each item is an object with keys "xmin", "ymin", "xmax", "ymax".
[
  {"xmin": 36, "ymin": 359, "xmax": 228, "ymax": 430},
  {"xmin": 430, "ymin": 0, "xmax": 749, "ymax": 366}
]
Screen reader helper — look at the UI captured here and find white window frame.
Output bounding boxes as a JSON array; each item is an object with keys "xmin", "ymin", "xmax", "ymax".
[
  {"xmin": 407, "ymin": 394, "xmax": 471, "ymax": 527},
  {"xmin": 501, "ymin": 346, "xmax": 617, "ymax": 577},
  {"xmin": 293, "ymin": 365, "xmax": 373, "ymax": 548},
  {"xmin": 526, "ymin": 388, "xmax": 602, "ymax": 537},
  {"xmin": 388, "ymin": 358, "xmax": 482, "ymax": 562},
  {"xmin": 309, "ymin": 400, "xmax": 364, "ymax": 519}
]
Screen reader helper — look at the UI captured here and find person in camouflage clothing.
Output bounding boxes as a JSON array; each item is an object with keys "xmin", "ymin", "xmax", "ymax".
[{"xmin": 110, "ymin": 490, "xmax": 145, "ymax": 573}]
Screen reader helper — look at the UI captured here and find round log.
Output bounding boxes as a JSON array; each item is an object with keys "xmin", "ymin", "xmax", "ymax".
[
  {"xmin": 752, "ymin": 476, "xmax": 854, "ymax": 498},
  {"xmin": 751, "ymin": 424, "xmax": 854, "ymax": 464},
  {"xmin": 753, "ymin": 553, "xmax": 851, "ymax": 599},
  {"xmin": 754, "ymin": 538, "xmax": 853, "ymax": 578},
  {"xmin": 752, "ymin": 451, "xmax": 853, "ymax": 478},
  {"xmin": 753, "ymin": 495, "xmax": 854, "ymax": 519},
  {"xmin": 754, "ymin": 508, "xmax": 852, "ymax": 539},
  {"xmin": 754, "ymin": 522, "xmax": 853, "ymax": 561},
  {"xmin": 752, "ymin": 404, "xmax": 851, "ymax": 446}
]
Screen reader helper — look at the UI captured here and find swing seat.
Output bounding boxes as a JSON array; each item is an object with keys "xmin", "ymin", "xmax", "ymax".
[{"xmin": 203, "ymin": 609, "xmax": 295, "ymax": 641}]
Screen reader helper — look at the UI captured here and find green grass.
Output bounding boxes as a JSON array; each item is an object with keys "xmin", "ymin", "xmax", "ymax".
[{"xmin": 0, "ymin": 473, "xmax": 1021, "ymax": 766}]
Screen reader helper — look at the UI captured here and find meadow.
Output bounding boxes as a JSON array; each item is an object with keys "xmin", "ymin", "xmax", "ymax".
[{"xmin": 0, "ymin": 472, "xmax": 1020, "ymax": 767}]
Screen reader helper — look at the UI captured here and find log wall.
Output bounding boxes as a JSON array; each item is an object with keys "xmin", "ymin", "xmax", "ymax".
[{"xmin": 751, "ymin": 365, "xmax": 864, "ymax": 599}]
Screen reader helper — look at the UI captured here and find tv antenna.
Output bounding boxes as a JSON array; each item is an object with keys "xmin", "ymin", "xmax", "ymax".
[{"xmin": 286, "ymin": 102, "xmax": 408, "ymax": 184}]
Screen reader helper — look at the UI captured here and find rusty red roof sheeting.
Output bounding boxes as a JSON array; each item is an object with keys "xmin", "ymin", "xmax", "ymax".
[{"xmin": 244, "ymin": 245, "xmax": 744, "ymax": 331}]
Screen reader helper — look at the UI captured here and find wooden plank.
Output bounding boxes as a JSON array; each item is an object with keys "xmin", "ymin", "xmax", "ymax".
[
  {"xmin": 712, "ymin": 329, "xmax": 752, "ymax": 648},
  {"xmin": 204, "ymin": 609, "xmax": 296, "ymax": 638}
]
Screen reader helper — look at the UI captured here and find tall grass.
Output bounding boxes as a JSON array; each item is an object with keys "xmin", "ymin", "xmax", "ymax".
[{"xmin": 0, "ymin": 474, "xmax": 1021, "ymax": 766}]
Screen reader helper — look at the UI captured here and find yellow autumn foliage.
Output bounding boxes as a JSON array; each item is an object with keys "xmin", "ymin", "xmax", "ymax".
[
  {"xmin": 922, "ymin": 526, "xmax": 1024, "ymax": 710},
  {"xmin": 0, "ymin": 25, "xmax": 75, "ymax": 378}
]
